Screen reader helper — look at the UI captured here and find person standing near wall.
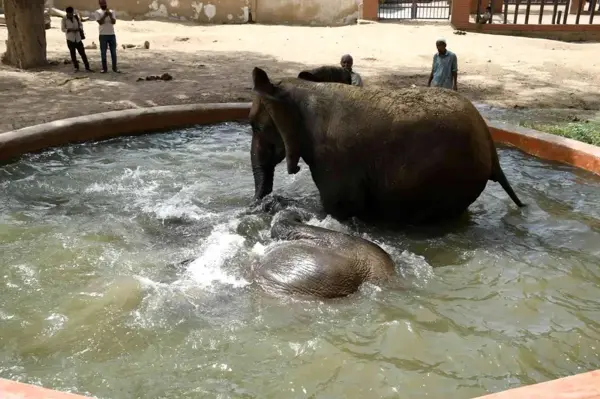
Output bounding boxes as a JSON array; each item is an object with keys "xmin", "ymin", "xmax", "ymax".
[
  {"xmin": 427, "ymin": 38, "xmax": 458, "ymax": 91},
  {"xmin": 94, "ymin": 0, "xmax": 119, "ymax": 73},
  {"xmin": 61, "ymin": 6, "xmax": 92, "ymax": 72}
]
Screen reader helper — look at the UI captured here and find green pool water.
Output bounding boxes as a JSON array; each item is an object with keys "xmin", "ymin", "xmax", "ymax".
[{"xmin": 1, "ymin": 122, "xmax": 599, "ymax": 399}]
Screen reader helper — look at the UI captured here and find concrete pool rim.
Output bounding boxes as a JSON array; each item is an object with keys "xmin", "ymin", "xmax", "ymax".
[
  {"xmin": 0, "ymin": 102, "xmax": 599, "ymax": 177},
  {"xmin": 0, "ymin": 103, "xmax": 599, "ymax": 397},
  {"xmin": 1, "ymin": 369, "xmax": 599, "ymax": 399}
]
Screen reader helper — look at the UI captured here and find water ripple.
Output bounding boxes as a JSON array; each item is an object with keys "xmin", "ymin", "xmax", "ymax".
[{"xmin": 0, "ymin": 124, "xmax": 599, "ymax": 399}]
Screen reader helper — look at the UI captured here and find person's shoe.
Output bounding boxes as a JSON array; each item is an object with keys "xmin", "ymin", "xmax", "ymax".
[
  {"xmin": 112, "ymin": 69, "xmax": 121, "ymax": 73},
  {"xmin": 85, "ymin": 68, "xmax": 95, "ymax": 72},
  {"xmin": 74, "ymin": 68, "xmax": 80, "ymax": 72},
  {"xmin": 100, "ymin": 69, "xmax": 107, "ymax": 73}
]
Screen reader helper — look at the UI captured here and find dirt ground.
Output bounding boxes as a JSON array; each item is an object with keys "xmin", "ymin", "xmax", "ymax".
[{"xmin": 1, "ymin": 17, "xmax": 600, "ymax": 132}]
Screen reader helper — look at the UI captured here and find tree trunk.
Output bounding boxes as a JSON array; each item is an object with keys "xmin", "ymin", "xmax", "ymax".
[{"xmin": 2, "ymin": 0, "xmax": 47, "ymax": 69}]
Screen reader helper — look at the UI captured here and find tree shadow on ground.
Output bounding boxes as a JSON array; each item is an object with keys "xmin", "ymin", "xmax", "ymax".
[{"xmin": 0, "ymin": 49, "xmax": 309, "ymax": 131}]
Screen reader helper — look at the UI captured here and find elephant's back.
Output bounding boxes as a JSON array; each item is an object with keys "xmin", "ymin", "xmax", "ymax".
[
  {"xmin": 308, "ymin": 84, "xmax": 478, "ymax": 122},
  {"xmin": 307, "ymin": 85, "xmax": 490, "ymax": 161},
  {"xmin": 328, "ymin": 86, "xmax": 490, "ymax": 174},
  {"xmin": 255, "ymin": 240, "xmax": 367, "ymax": 299}
]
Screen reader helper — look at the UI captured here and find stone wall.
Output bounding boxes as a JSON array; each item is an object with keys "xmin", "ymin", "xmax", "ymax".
[
  {"xmin": 53, "ymin": 0, "xmax": 250, "ymax": 23},
  {"xmin": 52, "ymin": 0, "xmax": 361, "ymax": 25},
  {"xmin": 256, "ymin": 0, "xmax": 359, "ymax": 25}
]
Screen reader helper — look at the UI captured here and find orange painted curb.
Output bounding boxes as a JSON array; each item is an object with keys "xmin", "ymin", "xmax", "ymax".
[
  {"xmin": 1, "ymin": 103, "xmax": 599, "ymax": 180},
  {"xmin": 0, "ymin": 103, "xmax": 252, "ymax": 163},
  {"xmin": 474, "ymin": 369, "xmax": 600, "ymax": 399},
  {"xmin": 0, "ymin": 378, "xmax": 92, "ymax": 398},
  {"xmin": 1, "ymin": 371, "xmax": 599, "ymax": 399},
  {"xmin": 489, "ymin": 120, "xmax": 600, "ymax": 177}
]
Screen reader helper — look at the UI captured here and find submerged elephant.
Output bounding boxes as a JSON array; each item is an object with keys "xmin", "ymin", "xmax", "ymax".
[
  {"xmin": 249, "ymin": 67, "xmax": 525, "ymax": 225},
  {"xmin": 254, "ymin": 209, "xmax": 397, "ymax": 298}
]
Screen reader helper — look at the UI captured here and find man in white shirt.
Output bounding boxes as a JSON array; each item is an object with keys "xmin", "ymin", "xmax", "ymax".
[
  {"xmin": 61, "ymin": 6, "xmax": 92, "ymax": 72},
  {"xmin": 94, "ymin": 0, "xmax": 119, "ymax": 73}
]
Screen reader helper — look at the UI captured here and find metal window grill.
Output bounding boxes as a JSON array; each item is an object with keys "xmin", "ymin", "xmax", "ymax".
[
  {"xmin": 476, "ymin": 0, "xmax": 597, "ymax": 25},
  {"xmin": 377, "ymin": 0, "xmax": 452, "ymax": 20}
]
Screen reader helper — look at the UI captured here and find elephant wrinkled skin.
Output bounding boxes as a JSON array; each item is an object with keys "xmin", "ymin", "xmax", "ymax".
[
  {"xmin": 249, "ymin": 67, "xmax": 524, "ymax": 225},
  {"xmin": 255, "ymin": 209, "xmax": 397, "ymax": 299}
]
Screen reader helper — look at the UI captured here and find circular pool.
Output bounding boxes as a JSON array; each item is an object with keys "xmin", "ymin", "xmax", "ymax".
[{"xmin": 1, "ymin": 122, "xmax": 599, "ymax": 399}]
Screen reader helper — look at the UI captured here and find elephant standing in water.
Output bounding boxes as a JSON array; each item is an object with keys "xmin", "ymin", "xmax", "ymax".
[
  {"xmin": 254, "ymin": 209, "xmax": 396, "ymax": 298},
  {"xmin": 249, "ymin": 67, "xmax": 524, "ymax": 225}
]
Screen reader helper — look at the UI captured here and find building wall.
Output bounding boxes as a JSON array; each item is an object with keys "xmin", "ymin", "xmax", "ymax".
[
  {"xmin": 256, "ymin": 0, "xmax": 360, "ymax": 25},
  {"xmin": 53, "ymin": 0, "xmax": 362, "ymax": 25},
  {"xmin": 53, "ymin": 0, "xmax": 251, "ymax": 23}
]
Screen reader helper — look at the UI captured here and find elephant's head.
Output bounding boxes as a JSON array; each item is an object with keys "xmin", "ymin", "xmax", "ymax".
[{"xmin": 249, "ymin": 66, "xmax": 352, "ymax": 200}]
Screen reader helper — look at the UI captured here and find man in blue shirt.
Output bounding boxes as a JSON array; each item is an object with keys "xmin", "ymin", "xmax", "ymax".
[{"xmin": 427, "ymin": 38, "xmax": 458, "ymax": 91}]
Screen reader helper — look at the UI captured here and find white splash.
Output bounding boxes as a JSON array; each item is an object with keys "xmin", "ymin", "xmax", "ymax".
[
  {"xmin": 251, "ymin": 242, "xmax": 266, "ymax": 256},
  {"xmin": 84, "ymin": 167, "xmax": 217, "ymax": 222},
  {"xmin": 185, "ymin": 222, "xmax": 250, "ymax": 288},
  {"xmin": 84, "ymin": 167, "xmax": 166, "ymax": 195},
  {"xmin": 142, "ymin": 185, "xmax": 217, "ymax": 221}
]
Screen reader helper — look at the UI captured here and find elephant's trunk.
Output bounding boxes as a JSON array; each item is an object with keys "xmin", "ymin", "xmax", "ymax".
[
  {"xmin": 252, "ymin": 165, "xmax": 274, "ymax": 200},
  {"xmin": 251, "ymin": 133, "xmax": 277, "ymax": 200}
]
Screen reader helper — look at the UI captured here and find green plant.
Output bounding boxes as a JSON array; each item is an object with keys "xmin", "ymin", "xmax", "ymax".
[{"xmin": 519, "ymin": 120, "xmax": 600, "ymax": 147}]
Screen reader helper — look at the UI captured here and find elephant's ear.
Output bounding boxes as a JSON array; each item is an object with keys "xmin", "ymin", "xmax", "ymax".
[
  {"xmin": 252, "ymin": 67, "xmax": 279, "ymax": 101},
  {"xmin": 298, "ymin": 71, "xmax": 320, "ymax": 82}
]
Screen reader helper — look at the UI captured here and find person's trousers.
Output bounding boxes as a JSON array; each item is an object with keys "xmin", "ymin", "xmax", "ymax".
[
  {"xmin": 99, "ymin": 34, "xmax": 118, "ymax": 72},
  {"xmin": 67, "ymin": 40, "xmax": 90, "ymax": 70}
]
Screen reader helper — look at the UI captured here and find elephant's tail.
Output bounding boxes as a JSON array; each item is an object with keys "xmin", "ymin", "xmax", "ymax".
[{"xmin": 490, "ymin": 145, "xmax": 526, "ymax": 208}]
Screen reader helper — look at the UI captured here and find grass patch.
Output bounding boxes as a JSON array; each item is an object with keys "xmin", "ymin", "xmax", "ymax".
[{"xmin": 519, "ymin": 120, "xmax": 600, "ymax": 147}]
